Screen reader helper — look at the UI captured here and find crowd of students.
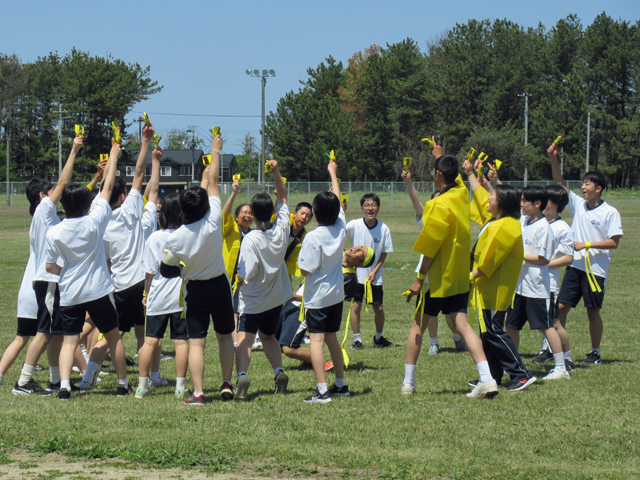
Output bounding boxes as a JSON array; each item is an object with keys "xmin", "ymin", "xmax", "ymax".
[{"xmin": 0, "ymin": 125, "xmax": 623, "ymax": 403}]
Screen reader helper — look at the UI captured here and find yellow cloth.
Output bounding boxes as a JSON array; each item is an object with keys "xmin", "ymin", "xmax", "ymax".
[
  {"xmin": 280, "ymin": 213, "xmax": 306, "ymax": 278},
  {"xmin": 363, "ymin": 280, "xmax": 373, "ymax": 312},
  {"xmin": 471, "ymin": 217, "xmax": 523, "ymax": 311},
  {"xmin": 221, "ymin": 213, "xmax": 243, "ymax": 280},
  {"xmin": 340, "ymin": 298, "xmax": 353, "ymax": 368},
  {"xmin": 470, "ymin": 187, "xmax": 493, "ymax": 226},
  {"xmin": 86, "ymin": 183, "xmax": 93, "ymax": 192},
  {"xmin": 412, "ymin": 175, "xmax": 470, "ymax": 297},
  {"xmin": 584, "ymin": 246, "xmax": 603, "ymax": 293}
]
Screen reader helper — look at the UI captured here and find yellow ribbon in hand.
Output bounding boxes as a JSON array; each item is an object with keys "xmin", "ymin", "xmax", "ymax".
[
  {"xmin": 139, "ymin": 112, "xmax": 150, "ymax": 124},
  {"xmin": 494, "ymin": 159, "xmax": 502, "ymax": 170},
  {"xmin": 232, "ymin": 275, "xmax": 239, "ymax": 296},
  {"xmin": 232, "ymin": 174, "xmax": 241, "ymax": 181},
  {"xmin": 264, "ymin": 162, "xmax": 274, "ymax": 173},
  {"xmin": 203, "ymin": 154, "xmax": 211, "ymax": 166},
  {"xmin": 111, "ymin": 122, "xmax": 120, "ymax": 143},
  {"xmin": 153, "ymin": 133, "xmax": 162, "ymax": 149},
  {"xmin": 100, "ymin": 153, "xmax": 109, "ymax": 163},
  {"xmin": 75, "ymin": 124, "xmax": 84, "ymax": 136},
  {"xmin": 403, "ymin": 157, "xmax": 412, "ymax": 173},
  {"xmin": 363, "ymin": 280, "xmax": 373, "ymax": 312},
  {"xmin": 340, "ymin": 298, "xmax": 353, "ymax": 369},
  {"xmin": 403, "ymin": 284, "xmax": 426, "ymax": 328},
  {"xmin": 210, "ymin": 126, "xmax": 221, "ymax": 137},
  {"xmin": 583, "ymin": 242, "xmax": 602, "ymax": 293}
]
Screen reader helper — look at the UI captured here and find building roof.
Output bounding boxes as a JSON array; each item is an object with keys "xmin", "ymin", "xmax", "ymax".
[{"xmin": 124, "ymin": 149, "xmax": 236, "ymax": 168}]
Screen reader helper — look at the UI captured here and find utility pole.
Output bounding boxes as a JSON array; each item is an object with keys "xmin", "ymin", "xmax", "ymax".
[
  {"xmin": 186, "ymin": 125, "xmax": 197, "ymax": 183},
  {"xmin": 561, "ymin": 146, "xmax": 564, "ymax": 176},
  {"xmin": 518, "ymin": 92, "xmax": 533, "ymax": 186},
  {"xmin": 6, "ymin": 120, "xmax": 10, "ymax": 206},
  {"xmin": 247, "ymin": 69, "xmax": 276, "ymax": 185},
  {"xmin": 586, "ymin": 112, "xmax": 591, "ymax": 173}
]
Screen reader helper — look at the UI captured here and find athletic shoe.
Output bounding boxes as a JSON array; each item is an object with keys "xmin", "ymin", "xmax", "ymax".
[
  {"xmin": 324, "ymin": 361, "xmax": 334, "ymax": 372},
  {"xmin": 34, "ymin": 364, "xmax": 46, "ymax": 371},
  {"xmin": 466, "ymin": 379, "xmax": 499, "ymax": 399},
  {"xmin": 454, "ymin": 339, "xmax": 467, "ymax": 353},
  {"xmin": 507, "ymin": 376, "xmax": 537, "ymax": 392},
  {"xmin": 543, "ymin": 367, "xmax": 571, "ymax": 380},
  {"xmin": 328, "ymin": 384, "xmax": 350, "ymax": 396},
  {"xmin": 351, "ymin": 340, "xmax": 364, "ymax": 350},
  {"xmin": 235, "ymin": 374, "xmax": 251, "ymax": 401},
  {"xmin": 373, "ymin": 335, "xmax": 395, "ymax": 348},
  {"xmin": 274, "ymin": 371, "xmax": 288, "ymax": 394},
  {"xmin": 150, "ymin": 376, "xmax": 169, "ymax": 387},
  {"xmin": 72, "ymin": 366, "xmax": 81, "ymax": 373},
  {"xmin": 57, "ymin": 389, "xmax": 71, "ymax": 400},
  {"xmin": 116, "ymin": 385, "xmax": 134, "ymax": 396},
  {"xmin": 175, "ymin": 386, "xmax": 190, "ymax": 399},
  {"xmin": 565, "ymin": 359, "xmax": 575, "ymax": 372},
  {"xmin": 401, "ymin": 384, "xmax": 416, "ymax": 395},
  {"xmin": 135, "ymin": 386, "xmax": 153, "ymax": 398},
  {"xmin": 582, "ymin": 351, "xmax": 602, "ymax": 365},
  {"xmin": 125, "ymin": 357, "xmax": 138, "ymax": 367},
  {"xmin": 220, "ymin": 382, "xmax": 233, "ymax": 401},
  {"xmin": 533, "ymin": 348, "xmax": 553, "ymax": 364},
  {"xmin": 185, "ymin": 393, "xmax": 204, "ymax": 405},
  {"xmin": 98, "ymin": 368, "xmax": 110, "ymax": 377},
  {"xmin": 427, "ymin": 343, "xmax": 439, "ymax": 355},
  {"xmin": 78, "ymin": 369, "xmax": 99, "ymax": 391},
  {"xmin": 304, "ymin": 389, "xmax": 332, "ymax": 403},
  {"xmin": 46, "ymin": 381, "xmax": 78, "ymax": 392},
  {"xmin": 251, "ymin": 337, "xmax": 263, "ymax": 350},
  {"xmin": 468, "ymin": 379, "xmax": 479, "ymax": 387},
  {"xmin": 12, "ymin": 379, "xmax": 51, "ymax": 396},
  {"xmin": 160, "ymin": 353, "xmax": 172, "ymax": 361},
  {"xmin": 303, "ymin": 336, "xmax": 311, "ymax": 345}
]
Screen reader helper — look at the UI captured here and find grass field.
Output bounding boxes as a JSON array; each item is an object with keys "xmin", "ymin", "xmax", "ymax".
[{"xmin": 0, "ymin": 190, "xmax": 639, "ymax": 479}]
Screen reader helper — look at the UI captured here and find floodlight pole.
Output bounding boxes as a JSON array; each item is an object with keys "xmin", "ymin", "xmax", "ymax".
[
  {"xmin": 518, "ymin": 92, "xmax": 533, "ymax": 186},
  {"xmin": 247, "ymin": 69, "xmax": 276, "ymax": 185},
  {"xmin": 586, "ymin": 112, "xmax": 591, "ymax": 173}
]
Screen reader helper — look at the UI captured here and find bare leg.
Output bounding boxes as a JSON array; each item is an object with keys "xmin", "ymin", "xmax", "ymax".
[
  {"xmin": 282, "ymin": 346, "xmax": 312, "ymax": 363},
  {"xmin": 350, "ymin": 302, "xmax": 362, "ymax": 335},
  {"xmin": 134, "ymin": 324, "xmax": 145, "ymax": 355},
  {"xmin": 324, "ymin": 332, "xmax": 344, "ymax": 379},
  {"xmin": 73, "ymin": 345, "xmax": 87, "ymax": 372},
  {"xmin": 24, "ymin": 332, "xmax": 51, "ymax": 367},
  {"xmin": 46, "ymin": 335, "xmax": 63, "ymax": 368},
  {"xmin": 59, "ymin": 335, "xmax": 80, "ymax": 383},
  {"xmin": 260, "ymin": 332, "xmax": 283, "ymax": 370},
  {"xmin": 187, "ymin": 338, "xmax": 206, "ymax": 393},
  {"xmin": 173, "ymin": 339, "xmax": 188, "ymax": 378},
  {"xmin": 553, "ymin": 319, "xmax": 570, "ymax": 353},
  {"xmin": 103, "ymin": 328, "xmax": 127, "ymax": 381},
  {"xmin": 232, "ymin": 313, "xmax": 238, "ymax": 345},
  {"xmin": 427, "ymin": 315, "xmax": 439, "ymax": 340},
  {"xmin": 506, "ymin": 327, "xmax": 520, "ymax": 348},
  {"xmin": 405, "ymin": 313, "xmax": 431, "ymax": 365},
  {"xmin": 0, "ymin": 336, "xmax": 30, "ymax": 375},
  {"xmin": 373, "ymin": 305, "xmax": 385, "ymax": 334},
  {"xmin": 310, "ymin": 333, "xmax": 326, "ymax": 384},
  {"xmin": 587, "ymin": 307, "xmax": 603, "ymax": 349},
  {"xmin": 216, "ymin": 333, "xmax": 234, "ymax": 383},
  {"xmin": 452, "ymin": 312, "xmax": 486, "ymax": 364},
  {"xmin": 445, "ymin": 314, "xmax": 457, "ymax": 333},
  {"xmin": 541, "ymin": 327, "xmax": 563, "ymax": 354},
  {"xmin": 151, "ymin": 339, "xmax": 161, "ymax": 374},
  {"xmin": 138, "ymin": 337, "xmax": 159, "ymax": 378},
  {"xmin": 235, "ymin": 331, "xmax": 255, "ymax": 374}
]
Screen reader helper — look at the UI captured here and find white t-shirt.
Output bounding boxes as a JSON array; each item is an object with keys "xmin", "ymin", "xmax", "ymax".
[
  {"xmin": 299, "ymin": 208, "xmax": 347, "ymax": 309},
  {"xmin": 237, "ymin": 203, "xmax": 293, "ymax": 315},
  {"xmin": 32, "ymin": 197, "xmax": 61, "ymax": 284},
  {"xmin": 346, "ymin": 218, "xmax": 393, "ymax": 286},
  {"xmin": 141, "ymin": 229, "xmax": 182, "ymax": 316},
  {"xmin": 516, "ymin": 216, "xmax": 553, "ymax": 299},
  {"xmin": 17, "ymin": 253, "xmax": 38, "ymax": 319},
  {"xmin": 44, "ymin": 198, "xmax": 115, "ymax": 306},
  {"xmin": 566, "ymin": 191, "xmax": 623, "ymax": 278},
  {"xmin": 104, "ymin": 189, "xmax": 157, "ymax": 292},
  {"xmin": 165, "ymin": 196, "xmax": 227, "ymax": 281},
  {"xmin": 548, "ymin": 218, "xmax": 574, "ymax": 293}
]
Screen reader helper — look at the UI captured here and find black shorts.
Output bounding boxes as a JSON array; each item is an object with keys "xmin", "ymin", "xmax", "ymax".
[
  {"xmin": 114, "ymin": 281, "xmax": 145, "ymax": 332},
  {"xmin": 421, "ymin": 290, "xmax": 469, "ymax": 317},
  {"xmin": 34, "ymin": 281, "xmax": 63, "ymax": 335},
  {"xmin": 558, "ymin": 266, "xmax": 606, "ymax": 309},
  {"xmin": 232, "ymin": 283, "xmax": 241, "ymax": 314},
  {"xmin": 276, "ymin": 302, "xmax": 306, "ymax": 349},
  {"xmin": 183, "ymin": 274, "xmax": 235, "ymax": 338},
  {"xmin": 306, "ymin": 302, "xmax": 343, "ymax": 334},
  {"xmin": 146, "ymin": 312, "xmax": 188, "ymax": 340},
  {"xmin": 60, "ymin": 294, "xmax": 119, "ymax": 336},
  {"xmin": 550, "ymin": 293, "xmax": 560, "ymax": 320},
  {"xmin": 506, "ymin": 294, "xmax": 553, "ymax": 331},
  {"xmin": 343, "ymin": 272, "xmax": 359, "ymax": 301},
  {"xmin": 16, "ymin": 317, "xmax": 38, "ymax": 337},
  {"xmin": 351, "ymin": 284, "xmax": 384, "ymax": 305},
  {"xmin": 238, "ymin": 304, "xmax": 282, "ymax": 336}
]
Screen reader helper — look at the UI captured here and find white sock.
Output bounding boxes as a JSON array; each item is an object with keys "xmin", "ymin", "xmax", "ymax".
[
  {"xmin": 139, "ymin": 377, "xmax": 149, "ymax": 390},
  {"xmin": 237, "ymin": 371, "xmax": 247, "ymax": 380},
  {"xmin": 60, "ymin": 379, "xmax": 70, "ymax": 391},
  {"xmin": 335, "ymin": 377, "xmax": 345, "ymax": 388},
  {"xmin": 18, "ymin": 363, "xmax": 35, "ymax": 386},
  {"xmin": 540, "ymin": 336, "xmax": 550, "ymax": 352},
  {"xmin": 375, "ymin": 331, "xmax": 383, "ymax": 340},
  {"xmin": 451, "ymin": 333, "xmax": 461, "ymax": 342},
  {"xmin": 564, "ymin": 350, "xmax": 572, "ymax": 362},
  {"xmin": 476, "ymin": 360, "xmax": 492, "ymax": 383},
  {"xmin": 84, "ymin": 361, "xmax": 100, "ymax": 383},
  {"xmin": 150, "ymin": 371, "xmax": 161, "ymax": 382},
  {"xmin": 0, "ymin": 373, "xmax": 4, "ymax": 384},
  {"xmin": 353, "ymin": 333, "xmax": 361, "ymax": 343},
  {"xmin": 430, "ymin": 337, "xmax": 438, "ymax": 345},
  {"xmin": 317, "ymin": 382, "xmax": 327, "ymax": 394},
  {"xmin": 118, "ymin": 379, "xmax": 128, "ymax": 388},
  {"xmin": 49, "ymin": 366, "xmax": 60, "ymax": 384},
  {"xmin": 194, "ymin": 391, "xmax": 204, "ymax": 398},
  {"xmin": 233, "ymin": 341, "xmax": 238, "ymax": 348},
  {"xmin": 591, "ymin": 347, "xmax": 600, "ymax": 355},
  {"xmin": 273, "ymin": 367, "xmax": 283, "ymax": 379},
  {"xmin": 403, "ymin": 364, "xmax": 416, "ymax": 386},
  {"xmin": 553, "ymin": 352, "xmax": 565, "ymax": 371},
  {"xmin": 176, "ymin": 377, "xmax": 186, "ymax": 389}
]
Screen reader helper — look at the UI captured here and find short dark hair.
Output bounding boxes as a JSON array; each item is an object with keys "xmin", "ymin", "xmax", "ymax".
[
  {"xmin": 179, "ymin": 186, "xmax": 210, "ymax": 225},
  {"xmin": 159, "ymin": 193, "xmax": 183, "ymax": 230},
  {"xmin": 545, "ymin": 184, "xmax": 569, "ymax": 213},
  {"xmin": 583, "ymin": 171, "xmax": 607, "ymax": 193},
  {"xmin": 494, "ymin": 185, "xmax": 521, "ymax": 220},
  {"xmin": 234, "ymin": 203, "xmax": 250, "ymax": 218},
  {"xmin": 250, "ymin": 193, "xmax": 274, "ymax": 224},
  {"xmin": 61, "ymin": 183, "xmax": 93, "ymax": 219},
  {"xmin": 109, "ymin": 177, "xmax": 127, "ymax": 207},
  {"xmin": 313, "ymin": 191, "xmax": 340, "ymax": 226},
  {"xmin": 295, "ymin": 202, "xmax": 313, "ymax": 218},
  {"xmin": 26, "ymin": 178, "xmax": 53, "ymax": 216},
  {"xmin": 522, "ymin": 186, "xmax": 548, "ymax": 211},
  {"xmin": 434, "ymin": 154, "xmax": 459, "ymax": 184},
  {"xmin": 360, "ymin": 193, "xmax": 380, "ymax": 207}
]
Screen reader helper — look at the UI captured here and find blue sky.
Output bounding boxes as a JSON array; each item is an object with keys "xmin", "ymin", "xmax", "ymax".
[{"xmin": 2, "ymin": 0, "xmax": 639, "ymax": 154}]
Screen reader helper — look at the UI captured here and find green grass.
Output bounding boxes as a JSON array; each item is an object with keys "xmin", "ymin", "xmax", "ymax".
[{"xmin": 0, "ymin": 195, "xmax": 639, "ymax": 479}]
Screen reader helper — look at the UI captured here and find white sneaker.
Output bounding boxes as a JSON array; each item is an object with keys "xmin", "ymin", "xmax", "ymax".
[
  {"xmin": 72, "ymin": 365, "xmax": 81, "ymax": 373},
  {"xmin": 175, "ymin": 386, "xmax": 190, "ymax": 398},
  {"xmin": 134, "ymin": 386, "xmax": 153, "ymax": 398},
  {"xmin": 427, "ymin": 343, "xmax": 439, "ymax": 355},
  {"xmin": 251, "ymin": 337, "xmax": 263, "ymax": 350},
  {"xmin": 401, "ymin": 384, "xmax": 416, "ymax": 395},
  {"xmin": 466, "ymin": 379, "xmax": 499, "ymax": 398},
  {"xmin": 543, "ymin": 367, "xmax": 571, "ymax": 380},
  {"xmin": 150, "ymin": 376, "xmax": 169, "ymax": 387}
]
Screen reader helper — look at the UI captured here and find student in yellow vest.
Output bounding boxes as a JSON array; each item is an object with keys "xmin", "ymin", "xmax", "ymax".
[{"xmin": 403, "ymin": 143, "xmax": 498, "ymax": 399}]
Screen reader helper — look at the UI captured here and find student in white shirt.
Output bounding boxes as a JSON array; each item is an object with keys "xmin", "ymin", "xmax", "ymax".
[
  {"xmin": 161, "ymin": 133, "xmax": 235, "ymax": 405},
  {"xmin": 345, "ymin": 194, "xmax": 394, "ymax": 350},
  {"xmin": 505, "ymin": 186, "xmax": 569, "ymax": 380},
  {"xmin": 548, "ymin": 143, "xmax": 623, "ymax": 365},
  {"xmin": 44, "ymin": 138, "xmax": 129, "ymax": 399},
  {"xmin": 234, "ymin": 160, "xmax": 292, "ymax": 400},
  {"xmin": 136, "ymin": 193, "xmax": 189, "ymax": 399},
  {"xmin": 298, "ymin": 159, "xmax": 349, "ymax": 404}
]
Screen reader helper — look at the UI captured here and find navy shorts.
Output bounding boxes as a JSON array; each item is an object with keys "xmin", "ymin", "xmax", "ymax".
[
  {"xmin": 351, "ymin": 284, "xmax": 384, "ymax": 305},
  {"xmin": 34, "ymin": 281, "xmax": 63, "ymax": 335},
  {"xmin": 238, "ymin": 304, "xmax": 282, "ymax": 336},
  {"xmin": 422, "ymin": 290, "xmax": 469, "ymax": 317},
  {"xmin": 114, "ymin": 281, "xmax": 145, "ymax": 332},
  {"xmin": 306, "ymin": 302, "xmax": 343, "ymax": 334},
  {"xmin": 276, "ymin": 302, "xmax": 306, "ymax": 349},
  {"xmin": 183, "ymin": 274, "xmax": 235, "ymax": 338},
  {"xmin": 506, "ymin": 294, "xmax": 553, "ymax": 331},
  {"xmin": 60, "ymin": 294, "xmax": 119, "ymax": 336},
  {"xmin": 146, "ymin": 312, "xmax": 188, "ymax": 340},
  {"xmin": 16, "ymin": 317, "xmax": 38, "ymax": 337},
  {"xmin": 558, "ymin": 266, "xmax": 606, "ymax": 309},
  {"xmin": 550, "ymin": 293, "xmax": 560, "ymax": 320}
]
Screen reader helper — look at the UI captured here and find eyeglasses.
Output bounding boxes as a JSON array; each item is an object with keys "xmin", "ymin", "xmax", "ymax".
[{"xmin": 362, "ymin": 203, "xmax": 378, "ymax": 208}]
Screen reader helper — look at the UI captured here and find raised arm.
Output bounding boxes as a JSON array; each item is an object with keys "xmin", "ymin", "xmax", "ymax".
[
  {"xmin": 328, "ymin": 160, "xmax": 340, "ymax": 201},
  {"xmin": 269, "ymin": 159, "xmax": 287, "ymax": 205},
  {"xmin": 88, "ymin": 160, "xmax": 107, "ymax": 191},
  {"xmin": 100, "ymin": 138, "xmax": 122, "ymax": 202},
  {"xmin": 222, "ymin": 176, "xmax": 239, "ymax": 216},
  {"xmin": 463, "ymin": 159, "xmax": 482, "ymax": 194},
  {"xmin": 200, "ymin": 166, "xmax": 210, "ymax": 190},
  {"xmin": 146, "ymin": 147, "xmax": 161, "ymax": 205},
  {"xmin": 401, "ymin": 170, "xmax": 424, "ymax": 217},
  {"xmin": 50, "ymin": 134, "xmax": 83, "ymax": 205},
  {"xmin": 132, "ymin": 123, "xmax": 154, "ymax": 193},
  {"xmin": 547, "ymin": 143, "xmax": 569, "ymax": 193},
  {"xmin": 208, "ymin": 134, "xmax": 222, "ymax": 197}
]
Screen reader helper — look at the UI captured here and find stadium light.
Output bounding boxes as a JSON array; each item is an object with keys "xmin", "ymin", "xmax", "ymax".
[{"xmin": 246, "ymin": 68, "xmax": 276, "ymax": 184}]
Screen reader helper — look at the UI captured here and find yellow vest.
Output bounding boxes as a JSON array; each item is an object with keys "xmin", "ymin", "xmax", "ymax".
[
  {"xmin": 470, "ymin": 187, "xmax": 493, "ymax": 226},
  {"xmin": 412, "ymin": 175, "xmax": 470, "ymax": 297},
  {"xmin": 222, "ymin": 213, "xmax": 244, "ymax": 280},
  {"xmin": 285, "ymin": 214, "xmax": 306, "ymax": 278}
]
